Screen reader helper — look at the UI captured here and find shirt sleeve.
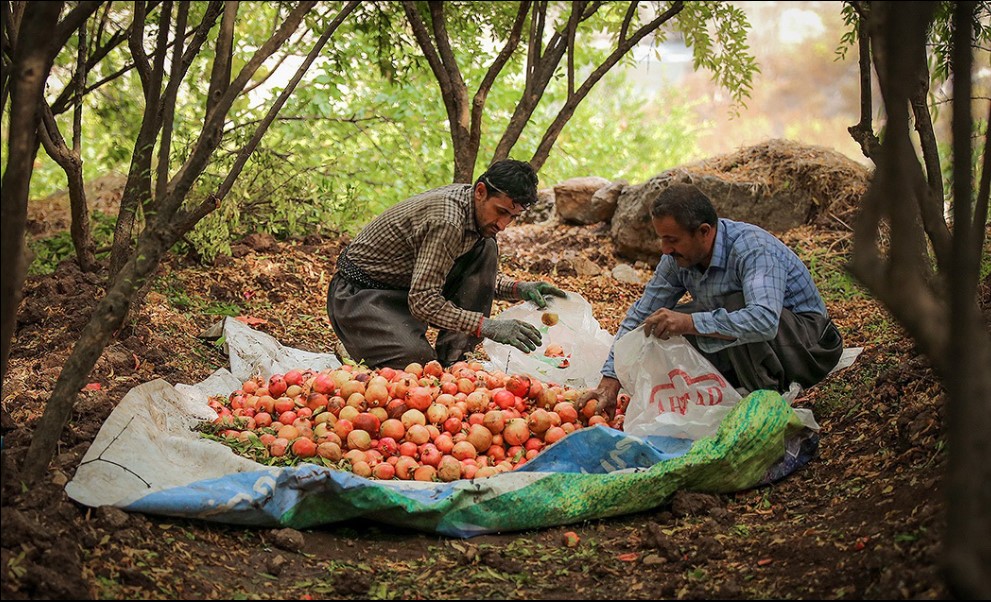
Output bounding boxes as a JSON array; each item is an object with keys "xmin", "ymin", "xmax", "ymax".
[
  {"xmin": 407, "ymin": 221, "xmax": 484, "ymax": 334},
  {"xmin": 690, "ymin": 246, "xmax": 786, "ymax": 353},
  {"xmin": 601, "ymin": 256, "xmax": 686, "ymax": 379},
  {"xmin": 494, "ymin": 273, "xmax": 518, "ymax": 300}
]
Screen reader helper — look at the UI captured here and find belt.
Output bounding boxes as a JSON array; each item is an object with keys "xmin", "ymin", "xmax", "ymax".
[{"xmin": 335, "ymin": 247, "xmax": 405, "ymax": 291}]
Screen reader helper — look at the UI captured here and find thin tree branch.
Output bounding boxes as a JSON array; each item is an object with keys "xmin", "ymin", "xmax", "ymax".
[
  {"xmin": 161, "ymin": 1, "xmax": 318, "ymax": 219},
  {"xmin": 52, "ymin": 1, "xmax": 102, "ymax": 52},
  {"xmin": 974, "ymin": 102, "xmax": 990, "ymax": 257},
  {"xmin": 156, "ymin": 1, "xmax": 188, "ymax": 203},
  {"xmin": 129, "ymin": 1, "xmax": 152, "ymax": 89},
  {"xmin": 566, "ymin": 1, "xmax": 581, "ymax": 98},
  {"xmin": 51, "ymin": 26, "xmax": 130, "ymax": 114},
  {"xmin": 72, "ymin": 20, "xmax": 86, "ymax": 152},
  {"xmin": 529, "ymin": 1, "xmax": 684, "ymax": 169},
  {"xmin": 468, "ymin": 1, "xmax": 531, "ymax": 166},
  {"xmin": 242, "ymin": 50, "xmax": 289, "ymax": 95},
  {"xmin": 848, "ymin": 5, "xmax": 881, "ymax": 160},
  {"xmin": 206, "ymin": 1, "xmax": 236, "ymax": 118},
  {"xmin": 175, "ymin": 0, "xmax": 360, "ymax": 237},
  {"xmin": 951, "ymin": 0, "xmax": 977, "ymax": 300},
  {"xmin": 619, "ymin": 1, "xmax": 638, "ymax": 43}
]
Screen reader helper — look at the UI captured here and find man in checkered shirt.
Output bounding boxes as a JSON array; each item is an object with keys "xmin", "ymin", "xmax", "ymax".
[
  {"xmin": 580, "ymin": 182, "xmax": 844, "ymax": 418},
  {"xmin": 327, "ymin": 159, "xmax": 565, "ymax": 369}
]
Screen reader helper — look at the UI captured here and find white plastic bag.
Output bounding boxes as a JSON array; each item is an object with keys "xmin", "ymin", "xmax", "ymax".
[
  {"xmin": 615, "ymin": 327, "xmax": 743, "ymax": 440},
  {"xmin": 483, "ymin": 291, "xmax": 613, "ymax": 389}
]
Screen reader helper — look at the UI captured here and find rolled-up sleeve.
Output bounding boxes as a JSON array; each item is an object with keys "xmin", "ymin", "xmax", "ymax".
[{"xmin": 494, "ymin": 274, "xmax": 518, "ymax": 300}]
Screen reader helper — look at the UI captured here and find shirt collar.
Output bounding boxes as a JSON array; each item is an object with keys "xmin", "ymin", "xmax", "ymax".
[{"xmin": 707, "ymin": 218, "xmax": 729, "ymax": 271}]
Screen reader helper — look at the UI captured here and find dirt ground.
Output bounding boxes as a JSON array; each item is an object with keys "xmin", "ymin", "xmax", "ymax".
[{"xmin": 0, "ymin": 205, "xmax": 970, "ymax": 599}]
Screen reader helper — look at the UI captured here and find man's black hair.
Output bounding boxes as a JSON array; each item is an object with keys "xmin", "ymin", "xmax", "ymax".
[
  {"xmin": 649, "ymin": 182, "xmax": 718, "ymax": 231},
  {"xmin": 476, "ymin": 159, "xmax": 539, "ymax": 208}
]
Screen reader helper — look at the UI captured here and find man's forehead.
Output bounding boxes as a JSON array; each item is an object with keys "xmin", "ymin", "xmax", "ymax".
[{"xmin": 491, "ymin": 195, "xmax": 525, "ymax": 215}]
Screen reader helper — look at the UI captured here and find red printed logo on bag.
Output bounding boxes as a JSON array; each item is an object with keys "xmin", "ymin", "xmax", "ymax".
[{"xmin": 649, "ymin": 369, "xmax": 730, "ymax": 414}]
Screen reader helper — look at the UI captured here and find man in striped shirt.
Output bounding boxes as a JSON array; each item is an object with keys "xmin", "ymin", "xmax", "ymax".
[
  {"xmin": 580, "ymin": 182, "xmax": 843, "ymax": 418},
  {"xmin": 327, "ymin": 159, "xmax": 565, "ymax": 369}
]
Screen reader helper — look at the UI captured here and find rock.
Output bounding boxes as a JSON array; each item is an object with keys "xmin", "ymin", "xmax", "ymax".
[
  {"xmin": 50, "ymin": 470, "xmax": 68, "ymax": 487},
  {"xmin": 610, "ymin": 140, "xmax": 872, "ymax": 262},
  {"xmin": 528, "ymin": 252, "xmax": 601, "ymax": 277},
  {"xmin": 590, "ymin": 180, "xmax": 627, "ymax": 220},
  {"xmin": 554, "ymin": 176, "xmax": 614, "ymax": 224},
  {"xmin": 611, "ymin": 172, "xmax": 679, "ymax": 263},
  {"xmin": 611, "ymin": 263, "xmax": 642, "ymax": 284},
  {"xmin": 96, "ymin": 505, "xmax": 131, "ymax": 529},
  {"xmin": 266, "ymin": 553, "xmax": 289, "ymax": 576},
  {"xmin": 571, "ymin": 255, "xmax": 603, "ymax": 277},
  {"xmin": 270, "ymin": 527, "xmax": 305, "ymax": 553}
]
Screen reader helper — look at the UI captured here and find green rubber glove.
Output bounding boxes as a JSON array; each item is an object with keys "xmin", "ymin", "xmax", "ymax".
[
  {"xmin": 517, "ymin": 281, "xmax": 567, "ymax": 309},
  {"xmin": 480, "ymin": 317, "xmax": 542, "ymax": 353}
]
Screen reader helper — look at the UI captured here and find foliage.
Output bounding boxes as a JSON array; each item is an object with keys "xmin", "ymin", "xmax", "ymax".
[
  {"xmin": 23, "ymin": 1, "xmax": 758, "ymax": 266},
  {"xmin": 27, "ymin": 210, "xmax": 116, "ymax": 276},
  {"xmin": 927, "ymin": 1, "xmax": 991, "ymax": 85},
  {"xmin": 675, "ymin": 2, "xmax": 758, "ymax": 113},
  {"xmin": 513, "ymin": 70, "xmax": 706, "ymax": 186}
]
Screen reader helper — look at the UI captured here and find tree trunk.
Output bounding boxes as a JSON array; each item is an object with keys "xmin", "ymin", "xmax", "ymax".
[
  {"xmin": 20, "ymin": 0, "xmax": 327, "ymax": 485},
  {"xmin": 1, "ymin": 1, "xmax": 65, "ymax": 383},
  {"xmin": 21, "ymin": 226, "xmax": 172, "ymax": 482},
  {"xmin": 39, "ymin": 104, "xmax": 98, "ymax": 272},
  {"xmin": 848, "ymin": 2, "xmax": 990, "ymax": 596},
  {"xmin": 944, "ymin": 2, "xmax": 989, "ymax": 595},
  {"xmin": 108, "ymin": 0, "xmax": 174, "ymax": 282}
]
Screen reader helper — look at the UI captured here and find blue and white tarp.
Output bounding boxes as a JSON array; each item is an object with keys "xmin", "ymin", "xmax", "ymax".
[{"xmin": 65, "ymin": 317, "xmax": 853, "ymax": 537}]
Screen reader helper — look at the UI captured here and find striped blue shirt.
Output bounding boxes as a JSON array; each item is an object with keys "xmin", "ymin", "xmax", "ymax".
[{"xmin": 601, "ymin": 218, "xmax": 828, "ymax": 379}]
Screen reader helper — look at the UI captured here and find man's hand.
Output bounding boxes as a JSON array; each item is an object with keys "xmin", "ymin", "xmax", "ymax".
[
  {"xmin": 576, "ymin": 376, "xmax": 622, "ymax": 420},
  {"xmin": 517, "ymin": 281, "xmax": 567, "ymax": 309},
  {"xmin": 642, "ymin": 308, "xmax": 695, "ymax": 340},
  {"xmin": 480, "ymin": 317, "xmax": 542, "ymax": 353}
]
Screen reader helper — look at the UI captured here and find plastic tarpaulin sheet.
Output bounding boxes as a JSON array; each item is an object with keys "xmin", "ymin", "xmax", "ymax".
[{"xmin": 66, "ymin": 317, "xmax": 823, "ymax": 538}]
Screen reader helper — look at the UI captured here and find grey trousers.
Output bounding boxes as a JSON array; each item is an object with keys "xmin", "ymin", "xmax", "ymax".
[
  {"xmin": 327, "ymin": 239, "xmax": 498, "ymax": 369},
  {"xmin": 680, "ymin": 293, "xmax": 843, "ymax": 392}
]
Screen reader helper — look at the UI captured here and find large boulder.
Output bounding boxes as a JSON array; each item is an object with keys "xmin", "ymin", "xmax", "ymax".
[
  {"xmin": 610, "ymin": 140, "xmax": 871, "ymax": 263},
  {"xmin": 554, "ymin": 176, "xmax": 621, "ymax": 224}
]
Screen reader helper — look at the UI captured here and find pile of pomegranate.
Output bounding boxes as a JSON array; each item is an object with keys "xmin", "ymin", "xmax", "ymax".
[{"xmin": 200, "ymin": 359, "xmax": 628, "ymax": 481}]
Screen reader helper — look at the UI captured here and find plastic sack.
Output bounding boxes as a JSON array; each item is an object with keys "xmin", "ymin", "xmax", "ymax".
[
  {"xmin": 482, "ymin": 291, "xmax": 613, "ymax": 389},
  {"xmin": 615, "ymin": 327, "xmax": 821, "ymax": 440},
  {"xmin": 615, "ymin": 327, "xmax": 744, "ymax": 440}
]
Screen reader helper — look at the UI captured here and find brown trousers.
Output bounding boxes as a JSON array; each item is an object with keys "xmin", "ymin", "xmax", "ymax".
[
  {"xmin": 327, "ymin": 239, "xmax": 497, "ymax": 369},
  {"xmin": 680, "ymin": 293, "xmax": 843, "ymax": 392}
]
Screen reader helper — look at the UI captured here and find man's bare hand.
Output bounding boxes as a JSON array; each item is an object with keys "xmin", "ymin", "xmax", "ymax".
[
  {"xmin": 642, "ymin": 308, "xmax": 695, "ymax": 340},
  {"xmin": 576, "ymin": 376, "xmax": 621, "ymax": 420}
]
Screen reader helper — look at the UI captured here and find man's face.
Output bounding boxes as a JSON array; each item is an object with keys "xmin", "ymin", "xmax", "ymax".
[
  {"xmin": 651, "ymin": 215, "xmax": 715, "ymax": 269},
  {"xmin": 474, "ymin": 182, "xmax": 524, "ymax": 238}
]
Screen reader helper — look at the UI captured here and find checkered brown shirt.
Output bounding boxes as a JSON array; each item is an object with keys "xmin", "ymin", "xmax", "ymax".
[{"xmin": 343, "ymin": 184, "xmax": 519, "ymax": 334}]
